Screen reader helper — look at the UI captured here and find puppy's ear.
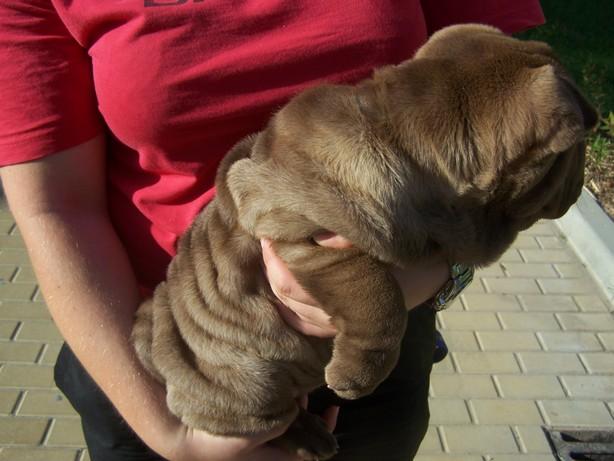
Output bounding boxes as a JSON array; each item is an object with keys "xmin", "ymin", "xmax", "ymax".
[
  {"xmin": 353, "ymin": 81, "xmax": 384, "ymax": 125},
  {"xmin": 528, "ymin": 64, "xmax": 598, "ymax": 154},
  {"xmin": 225, "ymin": 156, "xmax": 272, "ymax": 236},
  {"xmin": 559, "ymin": 73, "xmax": 599, "ymax": 131}
]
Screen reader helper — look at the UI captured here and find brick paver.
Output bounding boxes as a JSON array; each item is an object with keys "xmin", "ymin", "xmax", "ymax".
[
  {"xmin": 420, "ymin": 220, "xmax": 613, "ymax": 461},
  {"xmin": 0, "ymin": 198, "xmax": 612, "ymax": 461}
]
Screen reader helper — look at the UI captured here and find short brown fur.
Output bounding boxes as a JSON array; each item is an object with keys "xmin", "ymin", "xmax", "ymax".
[{"xmin": 132, "ymin": 25, "xmax": 597, "ymax": 459}]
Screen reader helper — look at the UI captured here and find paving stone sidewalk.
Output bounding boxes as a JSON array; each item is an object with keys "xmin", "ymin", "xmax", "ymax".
[{"xmin": 0, "ymin": 198, "xmax": 612, "ymax": 461}]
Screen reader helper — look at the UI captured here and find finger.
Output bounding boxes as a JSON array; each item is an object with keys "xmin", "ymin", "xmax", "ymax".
[
  {"xmin": 274, "ymin": 301, "xmax": 337, "ymax": 337},
  {"xmin": 271, "ymin": 289, "xmax": 336, "ymax": 335},
  {"xmin": 321, "ymin": 406, "xmax": 340, "ymax": 432},
  {"xmin": 261, "ymin": 239, "xmax": 315, "ymax": 304},
  {"xmin": 261, "ymin": 239, "xmax": 337, "ymax": 337},
  {"xmin": 260, "ymin": 238, "xmax": 275, "ymax": 269},
  {"xmin": 312, "ymin": 232, "xmax": 353, "ymax": 249}
]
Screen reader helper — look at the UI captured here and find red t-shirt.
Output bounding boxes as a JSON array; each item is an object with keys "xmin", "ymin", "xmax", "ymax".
[{"xmin": 0, "ymin": 0, "xmax": 544, "ymax": 291}]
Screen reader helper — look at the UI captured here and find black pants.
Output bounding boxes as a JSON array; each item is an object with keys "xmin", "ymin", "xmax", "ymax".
[{"xmin": 54, "ymin": 304, "xmax": 436, "ymax": 461}]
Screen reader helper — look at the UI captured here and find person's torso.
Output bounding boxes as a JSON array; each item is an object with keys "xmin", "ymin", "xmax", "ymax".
[{"xmin": 52, "ymin": 0, "xmax": 429, "ymax": 289}]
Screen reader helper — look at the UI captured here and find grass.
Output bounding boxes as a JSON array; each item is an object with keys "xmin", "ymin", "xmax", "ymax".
[
  {"xmin": 517, "ymin": 0, "xmax": 614, "ymax": 113},
  {"xmin": 516, "ymin": 0, "xmax": 614, "ymax": 217}
]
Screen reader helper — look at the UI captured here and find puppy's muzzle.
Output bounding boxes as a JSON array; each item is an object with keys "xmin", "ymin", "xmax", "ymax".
[{"xmin": 509, "ymin": 141, "xmax": 585, "ymax": 230}]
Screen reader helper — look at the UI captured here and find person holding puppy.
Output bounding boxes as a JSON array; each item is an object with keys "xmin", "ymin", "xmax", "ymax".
[{"xmin": 0, "ymin": 1, "xmax": 543, "ymax": 460}]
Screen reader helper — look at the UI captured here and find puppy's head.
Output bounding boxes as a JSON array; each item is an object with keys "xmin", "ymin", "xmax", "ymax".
[
  {"xmin": 225, "ymin": 25, "xmax": 597, "ymax": 267},
  {"xmin": 373, "ymin": 24, "xmax": 598, "ymax": 264},
  {"xmin": 411, "ymin": 24, "xmax": 597, "ymax": 220}
]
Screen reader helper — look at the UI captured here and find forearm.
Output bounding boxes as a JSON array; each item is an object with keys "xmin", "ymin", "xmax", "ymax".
[
  {"xmin": 16, "ymin": 210, "xmax": 181, "ymax": 456},
  {"xmin": 391, "ymin": 255, "xmax": 450, "ymax": 311}
]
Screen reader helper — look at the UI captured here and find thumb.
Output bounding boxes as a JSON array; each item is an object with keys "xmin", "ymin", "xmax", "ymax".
[
  {"xmin": 312, "ymin": 231, "xmax": 353, "ymax": 249},
  {"xmin": 321, "ymin": 406, "xmax": 340, "ymax": 431}
]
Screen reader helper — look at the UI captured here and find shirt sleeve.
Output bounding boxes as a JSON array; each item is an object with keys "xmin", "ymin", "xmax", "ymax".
[
  {"xmin": 0, "ymin": 0, "xmax": 102, "ymax": 167},
  {"xmin": 420, "ymin": 0, "xmax": 545, "ymax": 36}
]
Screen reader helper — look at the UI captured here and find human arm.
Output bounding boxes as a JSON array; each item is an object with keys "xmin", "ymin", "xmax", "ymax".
[{"xmin": 0, "ymin": 136, "xmax": 319, "ymax": 461}]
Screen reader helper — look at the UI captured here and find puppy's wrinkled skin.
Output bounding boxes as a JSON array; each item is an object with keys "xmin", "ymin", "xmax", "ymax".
[{"xmin": 132, "ymin": 25, "xmax": 596, "ymax": 459}]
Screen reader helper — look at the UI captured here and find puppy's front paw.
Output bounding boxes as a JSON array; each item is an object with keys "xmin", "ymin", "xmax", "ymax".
[
  {"xmin": 324, "ymin": 358, "xmax": 382, "ymax": 400},
  {"xmin": 272, "ymin": 408, "xmax": 338, "ymax": 460}
]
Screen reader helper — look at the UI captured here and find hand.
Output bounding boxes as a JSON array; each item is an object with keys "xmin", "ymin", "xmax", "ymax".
[
  {"xmin": 261, "ymin": 233, "xmax": 450, "ymax": 337},
  {"xmin": 166, "ymin": 397, "xmax": 338, "ymax": 461},
  {"xmin": 261, "ymin": 233, "xmax": 350, "ymax": 338}
]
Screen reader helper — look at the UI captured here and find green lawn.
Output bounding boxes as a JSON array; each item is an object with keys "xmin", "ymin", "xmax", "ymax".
[
  {"xmin": 517, "ymin": 0, "xmax": 614, "ymax": 114},
  {"xmin": 517, "ymin": 0, "xmax": 613, "ymax": 216}
]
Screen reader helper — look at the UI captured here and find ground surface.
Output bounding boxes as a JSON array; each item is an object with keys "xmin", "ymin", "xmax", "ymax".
[{"xmin": 1, "ymin": 199, "xmax": 613, "ymax": 461}]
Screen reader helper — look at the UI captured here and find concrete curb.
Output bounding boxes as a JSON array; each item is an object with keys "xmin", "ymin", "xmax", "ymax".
[{"xmin": 556, "ymin": 187, "xmax": 614, "ymax": 303}]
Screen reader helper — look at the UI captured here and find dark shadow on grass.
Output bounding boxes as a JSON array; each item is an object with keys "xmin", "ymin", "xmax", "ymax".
[{"xmin": 516, "ymin": 0, "xmax": 614, "ymax": 113}]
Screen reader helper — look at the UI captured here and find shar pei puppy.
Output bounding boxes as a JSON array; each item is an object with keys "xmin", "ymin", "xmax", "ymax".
[{"xmin": 132, "ymin": 24, "xmax": 597, "ymax": 460}]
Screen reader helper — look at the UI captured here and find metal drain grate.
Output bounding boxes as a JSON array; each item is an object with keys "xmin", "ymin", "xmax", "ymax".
[{"xmin": 544, "ymin": 427, "xmax": 614, "ymax": 461}]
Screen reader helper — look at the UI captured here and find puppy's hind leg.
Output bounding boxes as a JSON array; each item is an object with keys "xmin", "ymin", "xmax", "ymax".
[
  {"xmin": 131, "ymin": 294, "xmax": 165, "ymax": 383},
  {"xmin": 270, "ymin": 407, "xmax": 338, "ymax": 461}
]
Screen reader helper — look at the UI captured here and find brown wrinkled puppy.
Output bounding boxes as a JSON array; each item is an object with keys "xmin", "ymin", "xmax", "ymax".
[{"xmin": 132, "ymin": 24, "xmax": 597, "ymax": 460}]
